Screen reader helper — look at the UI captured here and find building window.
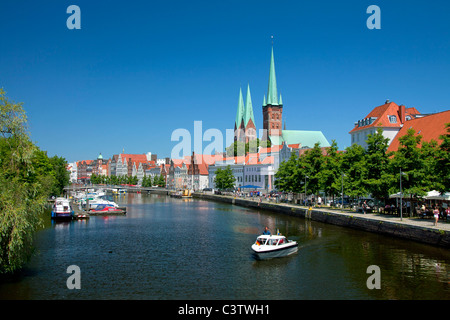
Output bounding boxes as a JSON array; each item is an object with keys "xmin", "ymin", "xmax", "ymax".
[{"xmin": 388, "ymin": 115, "xmax": 397, "ymax": 123}]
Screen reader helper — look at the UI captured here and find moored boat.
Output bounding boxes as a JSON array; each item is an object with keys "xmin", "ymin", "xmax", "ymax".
[
  {"xmin": 51, "ymin": 197, "xmax": 74, "ymax": 220},
  {"xmin": 89, "ymin": 204, "xmax": 126, "ymax": 215},
  {"xmin": 251, "ymin": 234, "xmax": 298, "ymax": 259},
  {"xmin": 81, "ymin": 195, "xmax": 119, "ymax": 210}
]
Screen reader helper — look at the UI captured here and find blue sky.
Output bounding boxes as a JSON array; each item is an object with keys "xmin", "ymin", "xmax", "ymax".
[{"xmin": 1, "ymin": 0, "xmax": 449, "ymax": 163}]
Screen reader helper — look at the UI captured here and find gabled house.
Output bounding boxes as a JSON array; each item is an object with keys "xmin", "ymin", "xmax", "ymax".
[{"xmin": 349, "ymin": 100, "xmax": 421, "ymax": 149}]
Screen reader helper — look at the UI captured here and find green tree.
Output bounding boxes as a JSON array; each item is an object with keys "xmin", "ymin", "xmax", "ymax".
[
  {"xmin": 390, "ymin": 128, "xmax": 426, "ymax": 197},
  {"xmin": 214, "ymin": 166, "xmax": 235, "ymax": 190},
  {"xmin": 302, "ymin": 143, "xmax": 325, "ymax": 196},
  {"xmin": 142, "ymin": 174, "xmax": 152, "ymax": 187},
  {"xmin": 0, "ymin": 89, "xmax": 46, "ymax": 274},
  {"xmin": 341, "ymin": 143, "xmax": 367, "ymax": 199},
  {"xmin": 154, "ymin": 175, "xmax": 166, "ymax": 187},
  {"xmin": 420, "ymin": 139, "xmax": 444, "ymax": 192},
  {"xmin": 128, "ymin": 175, "xmax": 138, "ymax": 185},
  {"xmin": 319, "ymin": 140, "xmax": 343, "ymax": 201},
  {"xmin": 364, "ymin": 127, "xmax": 394, "ymax": 199},
  {"xmin": 226, "ymin": 140, "xmax": 245, "ymax": 157},
  {"xmin": 274, "ymin": 153, "xmax": 302, "ymax": 192},
  {"xmin": 226, "ymin": 139, "xmax": 271, "ymax": 156},
  {"xmin": 436, "ymin": 123, "xmax": 450, "ymax": 191}
]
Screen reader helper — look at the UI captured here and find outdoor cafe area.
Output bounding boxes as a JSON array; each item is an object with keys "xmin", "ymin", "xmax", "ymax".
[{"xmin": 385, "ymin": 190, "xmax": 450, "ymax": 220}]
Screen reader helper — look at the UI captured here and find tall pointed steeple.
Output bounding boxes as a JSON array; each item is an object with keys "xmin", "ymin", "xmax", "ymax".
[
  {"xmin": 262, "ymin": 45, "xmax": 283, "ymax": 140},
  {"xmin": 235, "ymin": 87, "xmax": 245, "ymax": 129},
  {"xmin": 244, "ymin": 84, "xmax": 255, "ymax": 127},
  {"xmin": 267, "ymin": 46, "xmax": 279, "ymax": 106}
]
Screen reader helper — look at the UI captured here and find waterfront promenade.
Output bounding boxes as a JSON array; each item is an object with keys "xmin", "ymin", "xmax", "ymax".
[{"xmin": 194, "ymin": 193, "xmax": 450, "ymax": 248}]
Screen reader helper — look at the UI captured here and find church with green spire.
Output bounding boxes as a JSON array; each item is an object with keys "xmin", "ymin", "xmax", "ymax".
[
  {"xmin": 234, "ymin": 45, "xmax": 330, "ymax": 150},
  {"xmin": 234, "ymin": 84, "xmax": 256, "ymax": 143}
]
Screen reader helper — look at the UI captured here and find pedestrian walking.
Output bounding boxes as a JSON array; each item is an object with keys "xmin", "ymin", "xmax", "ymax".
[{"xmin": 433, "ymin": 206, "xmax": 439, "ymax": 226}]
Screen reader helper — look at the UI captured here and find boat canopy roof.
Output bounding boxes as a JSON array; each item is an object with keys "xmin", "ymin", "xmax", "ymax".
[{"xmin": 256, "ymin": 234, "xmax": 286, "ymax": 240}]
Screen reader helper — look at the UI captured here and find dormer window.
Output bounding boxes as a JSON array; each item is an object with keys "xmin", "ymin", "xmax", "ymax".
[{"xmin": 388, "ymin": 115, "xmax": 397, "ymax": 124}]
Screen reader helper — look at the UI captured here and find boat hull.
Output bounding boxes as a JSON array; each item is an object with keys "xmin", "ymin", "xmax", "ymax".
[
  {"xmin": 251, "ymin": 243, "xmax": 298, "ymax": 260},
  {"xmin": 51, "ymin": 211, "xmax": 74, "ymax": 220}
]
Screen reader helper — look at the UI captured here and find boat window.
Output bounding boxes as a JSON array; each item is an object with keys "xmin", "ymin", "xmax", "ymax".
[
  {"xmin": 268, "ymin": 239, "xmax": 278, "ymax": 245},
  {"xmin": 256, "ymin": 238, "xmax": 266, "ymax": 245}
]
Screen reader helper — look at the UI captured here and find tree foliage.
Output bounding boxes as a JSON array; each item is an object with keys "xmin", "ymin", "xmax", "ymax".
[
  {"xmin": 0, "ymin": 89, "xmax": 69, "ymax": 274},
  {"xmin": 142, "ymin": 174, "xmax": 152, "ymax": 187},
  {"xmin": 214, "ymin": 166, "xmax": 235, "ymax": 190},
  {"xmin": 226, "ymin": 139, "xmax": 271, "ymax": 156},
  {"xmin": 274, "ymin": 126, "xmax": 450, "ymax": 202}
]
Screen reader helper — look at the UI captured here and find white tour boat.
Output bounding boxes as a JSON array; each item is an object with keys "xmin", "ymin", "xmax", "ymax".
[
  {"xmin": 251, "ymin": 234, "xmax": 298, "ymax": 259},
  {"xmin": 51, "ymin": 197, "xmax": 74, "ymax": 220}
]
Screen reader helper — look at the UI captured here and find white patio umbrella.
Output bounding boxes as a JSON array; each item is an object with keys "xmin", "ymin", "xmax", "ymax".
[
  {"xmin": 389, "ymin": 192, "xmax": 402, "ymax": 199},
  {"xmin": 424, "ymin": 190, "xmax": 450, "ymax": 200}
]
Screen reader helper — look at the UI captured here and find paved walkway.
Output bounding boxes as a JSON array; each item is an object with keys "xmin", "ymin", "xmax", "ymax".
[{"xmin": 314, "ymin": 206, "xmax": 450, "ymax": 231}]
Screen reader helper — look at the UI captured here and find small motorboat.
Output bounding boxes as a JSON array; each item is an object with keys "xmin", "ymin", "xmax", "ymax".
[
  {"xmin": 51, "ymin": 197, "xmax": 74, "ymax": 220},
  {"xmin": 89, "ymin": 204, "xmax": 126, "ymax": 215},
  {"xmin": 81, "ymin": 196, "xmax": 119, "ymax": 210},
  {"xmin": 251, "ymin": 234, "xmax": 298, "ymax": 259},
  {"xmin": 90, "ymin": 204, "xmax": 123, "ymax": 213}
]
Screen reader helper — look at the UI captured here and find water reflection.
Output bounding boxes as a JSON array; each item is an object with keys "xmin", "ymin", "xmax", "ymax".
[{"xmin": 1, "ymin": 193, "xmax": 449, "ymax": 300}]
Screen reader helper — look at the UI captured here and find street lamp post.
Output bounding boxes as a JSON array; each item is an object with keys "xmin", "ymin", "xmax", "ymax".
[
  {"xmin": 400, "ymin": 168, "xmax": 403, "ymax": 221},
  {"xmin": 304, "ymin": 175, "xmax": 308, "ymax": 206},
  {"xmin": 341, "ymin": 173, "xmax": 346, "ymax": 211}
]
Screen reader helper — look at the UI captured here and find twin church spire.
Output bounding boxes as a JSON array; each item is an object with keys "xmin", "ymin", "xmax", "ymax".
[
  {"xmin": 234, "ymin": 84, "xmax": 254, "ymax": 130},
  {"xmin": 234, "ymin": 45, "xmax": 283, "ymax": 143},
  {"xmin": 234, "ymin": 84, "xmax": 256, "ymax": 142}
]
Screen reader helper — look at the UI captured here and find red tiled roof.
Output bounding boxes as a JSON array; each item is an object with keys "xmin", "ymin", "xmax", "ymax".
[
  {"xmin": 245, "ymin": 153, "xmax": 259, "ymax": 165},
  {"xmin": 349, "ymin": 102, "xmax": 421, "ymax": 134},
  {"xmin": 259, "ymin": 145, "xmax": 282, "ymax": 154},
  {"xmin": 260, "ymin": 156, "xmax": 274, "ymax": 164},
  {"xmin": 121, "ymin": 154, "xmax": 148, "ymax": 164},
  {"xmin": 298, "ymin": 147, "xmax": 329, "ymax": 156},
  {"xmin": 197, "ymin": 162, "xmax": 209, "ymax": 175},
  {"xmin": 387, "ymin": 110, "xmax": 450, "ymax": 152}
]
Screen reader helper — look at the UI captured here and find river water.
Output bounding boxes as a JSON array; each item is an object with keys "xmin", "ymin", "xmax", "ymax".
[{"xmin": 1, "ymin": 193, "xmax": 449, "ymax": 300}]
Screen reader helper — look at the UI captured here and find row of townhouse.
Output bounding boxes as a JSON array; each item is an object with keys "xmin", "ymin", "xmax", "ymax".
[
  {"xmin": 72, "ymin": 145, "xmax": 306, "ymax": 190},
  {"xmin": 75, "ymin": 153, "xmax": 109, "ymax": 184}
]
